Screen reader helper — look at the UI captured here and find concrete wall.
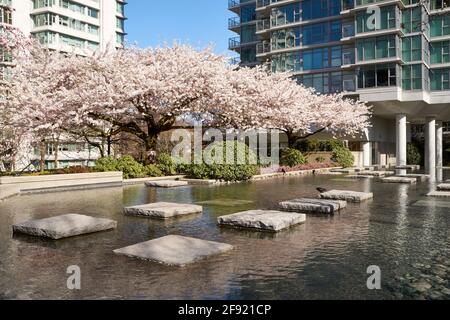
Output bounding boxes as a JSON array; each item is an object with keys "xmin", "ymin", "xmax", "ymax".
[{"xmin": 0, "ymin": 172, "xmax": 123, "ymax": 192}]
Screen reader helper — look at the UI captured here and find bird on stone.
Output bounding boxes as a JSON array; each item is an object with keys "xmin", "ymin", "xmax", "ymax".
[
  {"xmin": 281, "ymin": 168, "xmax": 287, "ymax": 175},
  {"xmin": 316, "ymin": 187, "xmax": 328, "ymax": 194}
]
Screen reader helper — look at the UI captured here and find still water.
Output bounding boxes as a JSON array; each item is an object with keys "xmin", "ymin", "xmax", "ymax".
[{"xmin": 0, "ymin": 173, "xmax": 449, "ymax": 300}]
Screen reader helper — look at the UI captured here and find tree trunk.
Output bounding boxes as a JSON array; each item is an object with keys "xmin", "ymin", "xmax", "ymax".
[
  {"xmin": 39, "ymin": 141, "xmax": 46, "ymax": 173},
  {"xmin": 54, "ymin": 140, "xmax": 59, "ymax": 169},
  {"xmin": 285, "ymin": 131, "xmax": 296, "ymax": 149},
  {"xmin": 107, "ymin": 136, "xmax": 112, "ymax": 157}
]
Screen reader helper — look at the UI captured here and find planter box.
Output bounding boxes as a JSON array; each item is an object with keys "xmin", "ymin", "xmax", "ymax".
[{"xmin": 0, "ymin": 172, "xmax": 123, "ymax": 193}]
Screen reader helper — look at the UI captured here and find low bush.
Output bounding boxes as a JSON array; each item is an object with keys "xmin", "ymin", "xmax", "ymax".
[
  {"xmin": 95, "ymin": 156, "xmax": 145, "ymax": 179},
  {"xmin": 294, "ymin": 139, "xmax": 345, "ymax": 152},
  {"xmin": 331, "ymin": 146, "xmax": 354, "ymax": 168},
  {"xmin": 280, "ymin": 148, "xmax": 307, "ymax": 167},
  {"xmin": 181, "ymin": 141, "xmax": 259, "ymax": 182},
  {"xmin": 156, "ymin": 153, "xmax": 178, "ymax": 176},
  {"xmin": 53, "ymin": 166, "xmax": 94, "ymax": 175},
  {"xmin": 144, "ymin": 164, "xmax": 163, "ymax": 177},
  {"xmin": 315, "ymin": 156, "xmax": 326, "ymax": 163},
  {"xmin": 407, "ymin": 143, "xmax": 422, "ymax": 165}
]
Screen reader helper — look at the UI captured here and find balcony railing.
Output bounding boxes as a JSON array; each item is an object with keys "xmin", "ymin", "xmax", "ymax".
[
  {"xmin": 229, "ymin": 37, "xmax": 241, "ymax": 50},
  {"xmin": 228, "ymin": 0, "xmax": 240, "ymax": 9},
  {"xmin": 256, "ymin": 19, "xmax": 271, "ymax": 32},
  {"xmin": 256, "ymin": 0, "xmax": 270, "ymax": 8},
  {"xmin": 228, "ymin": 17, "xmax": 241, "ymax": 29},
  {"xmin": 257, "ymin": 41, "xmax": 271, "ymax": 54}
]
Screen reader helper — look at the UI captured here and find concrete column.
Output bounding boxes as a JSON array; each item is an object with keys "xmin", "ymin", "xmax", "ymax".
[
  {"xmin": 396, "ymin": 114, "xmax": 407, "ymax": 166},
  {"xmin": 363, "ymin": 142, "xmax": 372, "ymax": 167},
  {"xmin": 425, "ymin": 117, "xmax": 436, "ymax": 181},
  {"xmin": 436, "ymin": 121, "xmax": 443, "ymax": 181}
]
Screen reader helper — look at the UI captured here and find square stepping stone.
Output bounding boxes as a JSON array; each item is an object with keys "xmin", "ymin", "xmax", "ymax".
[
  {"xmin": 396, "ymin": 174, "xmax": 429, "ymax": 181},
  {"xmin": 427, "ymin": 191, "xmax": 450, "ymax": 198},
  {"xmin": 197, "ymin": 199, "xmax": 254, "ymax": 207},
  {"xmin": 331, "ymin": 168, "xmax": 356, "ymax": 174},
  {"xmin": 437, "ymin": 184, "xmax": 450, "ymax": 191},
  {"xmin": 346, "ymin": 175, "xmax": 374, "ymax": 179},
  {"xmin": 145, "ymin": 180, "xmax": 188, "ymax": 188},
  {"xmin": 113, "ymin": 235, "xmax": 233, "ymax": 267},
  {"xmin": 319, "ymin": 190, "xmax": 373, "ymax": 202},
  {"xmin": 358, "ymin": 171, "xmax": 395, "ymax": 177},
  {"xmin": 279, "ymin": 198, "xmax": 346, "ymax": 215},
  {"xmin": 412, "ymin": 200, "xmax": 450, "ymax": 208},
  {"xmin": 382, "ymin": 177, "xmax": 417, "ymax": 184},
  {"xmin": 12, "ymin": 214, "xmax": 117, "ymax": 240},
  {"xmin": 396, "ymin": 165, "xmax": 420, "ymax": 170},
  {"xmin": 124, "ymin": 202, "xmax": 203, "ymax": 219},
  {"xmin": 218, "ymin": 210, "xmax": 306, "ymax": 232}
]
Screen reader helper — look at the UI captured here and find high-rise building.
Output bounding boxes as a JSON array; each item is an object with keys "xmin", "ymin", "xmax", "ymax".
[
  {"xmin": 0, "ymin": 0, "xmax": 127, "ymax": 170},
  {"xmin": 228, "ymin": 0, "xmax": 449, "ymax": 178}
]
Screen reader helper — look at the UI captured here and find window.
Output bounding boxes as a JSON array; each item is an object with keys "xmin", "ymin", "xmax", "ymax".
[
  {"xmin": 356, "ymin": 6, "xmax": 396, "ymax": 33},
  {"xmin": 357, "ymin": 36, "xmax": 397, "ymax": 61},
  {"xmin": 358, "ymin": 64, "xmax": 397, "ymax": 89},
  {"xmin": 430, "ymin": 41, "xmax": 450, "ymax": 64},
  {"xmin": 430, "ymin": 68, "xmax": 450, "ymax": 90},
  {"xmin": 402, "ymin": 36, "xmax": 422, "ymax": 62},
  {"xmin": 402, "ymin": 64, "xmax": 422, "ymax": 90},
  {"xmin": 402, "ymin": 7, "xmax": 422, "ymax": 34}
]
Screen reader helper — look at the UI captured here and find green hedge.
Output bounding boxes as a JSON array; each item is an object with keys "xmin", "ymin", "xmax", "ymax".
[
  {"xmin": 331, "ymin": 147, "xmax": 354, "ymax": 168},
  {"xmin": 407, "ymin": 143, "xmax": 422, "ymax": 165},
  {"xmin": 180, "ymin": 141, "xmax": 259, "ymax": 182},
  {"xmin": 280, "ymin": 148, "xmax": 307, "ymax": 167},
  {"xmin": 95, "ymin": 156, "xmax": 146, "ymax": 179},
  {"xmin": 294, "ymin": 139, "xmax": 345, "ymax": 152}
]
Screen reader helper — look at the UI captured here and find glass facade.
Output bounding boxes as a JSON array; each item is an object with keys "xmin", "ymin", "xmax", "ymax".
[{"xmin": 228, "ymin": 0, "xmax": 450, "ymax": 94}]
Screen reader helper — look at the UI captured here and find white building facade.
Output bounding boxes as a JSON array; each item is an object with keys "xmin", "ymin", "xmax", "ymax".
[{"xmin": 1, "ymin": 0, "xmax": 126, "ymax": 170}]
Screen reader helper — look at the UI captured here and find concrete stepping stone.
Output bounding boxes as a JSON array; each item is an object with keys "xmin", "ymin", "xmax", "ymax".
[
  {"xmin": 396, "ymin": 174, "xmax": 429, "ymax": 181},
  {"xmin": 12, "ymin": 214, "xmax": 117, "ymax": 240},
  {"xmin": 382, "ymin": 177, "xmax": 417, "ymax": 184},
  {"xmin": 396, "ymin": 165, "xmax": 420, "ymax": 170},
  {"xmin": 145, "ymin": 180, "xmax": 188, "ymax": 188},
  {"xmin": 319, "ymin": 190, "xmax": 373, "ymax": 202},
  {"xmin": 113, "ymin": 235, "xmax": 233, "ymax": 267},
  {"xmin": 124, "ymin": 202, "xmax": 202, "ymax": 219},
  {"xmin": 427, "ymin": 191, "xmax": 450, "ymax": 198},
  {"xmin": 279, "ymin": 198, "xmax": 346, "ymax": 215},
  {"xmin": 357, "ymin": 171, "xmax": 395, "ymax": 177},
  {"xmin": 331, "ymin": 168, "xmax": 356, "ymax": 174},
  {"xmin": 412, "ymin": 200, "xmax": 450, "ymax": 208},
  {"xmin": 437, "ymin": 184, "xmax": 450, "ymax": 191},
  {"xmin": 346, "ymin": 175, "xmax": 374, "ymax": 179},
  {"xmin": 218, "ymin": 210, "xmax": 306, "ymax": 232},
  {"xmin": 197, "ymin": 199, "xmax": 254, "ymax": 207}
]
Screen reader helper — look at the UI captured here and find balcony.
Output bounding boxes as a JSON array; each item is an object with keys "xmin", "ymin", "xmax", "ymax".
[
  {"xmin": 229, "ymin": 37, "xmax": 241, "ymax": 50},
  {"xmin": 256, "ymin": 41, "xmax": 271, "ymax": 55},
  {"xmin": 256, "ymin": 0, "xmax": 270, "ymax": 9},
  {"xmin": 228, "ymin": 0, "xmax": 256, "ymax": 12},
  {"xmin": 256, "ymin": 19, "xmax": 271, "ymax": 32},
  {"xmin": 228, "ymin": 17, "xmax": 241, "ymax": 30}
]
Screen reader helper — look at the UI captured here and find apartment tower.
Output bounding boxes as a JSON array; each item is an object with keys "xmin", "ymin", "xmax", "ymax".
[{"xmin": 228, "ymin": 0, "xmax": 449, "ymax": 179}]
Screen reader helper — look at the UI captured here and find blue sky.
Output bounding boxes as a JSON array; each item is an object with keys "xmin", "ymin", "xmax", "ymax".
[{"xmin": 125, "ymin": 0, "xmax": 235, "ymax": 57}]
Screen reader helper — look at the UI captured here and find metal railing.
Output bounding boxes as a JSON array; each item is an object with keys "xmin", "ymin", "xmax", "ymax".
[
  {"xmin": 228, "ymin": 37, "xmax": 241, "ymax": 50},
  {"xmin": 256, "ymin": 19, "xmax": 271, "ymax": 32},
  {"xmin": 228, "ymin": 17, "xmax": 241, "ymax": 29},
  {"xmin": 257, "ymin": 41, "xmax": 271, "ymax": 54}
]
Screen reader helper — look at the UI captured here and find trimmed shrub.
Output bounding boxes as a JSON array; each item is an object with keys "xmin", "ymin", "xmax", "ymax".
[
  {"xmin": 156, "ymin": 153, "xmax": 178, "ymax": 176},
  {"xmin": 331, "ymin": 146, "xmax": 354, "ymax": 168},
  {"xmin": 95, "ymin": 156, "xmax": 145, "ymax": 179},
  {"xmin": 294, "ymin": 139, "xmax": 345, "ymax": 152},
  {"xmin": 280, "ymin": 148, "xmax": 307, "ymax": 167},
  {"xmin": 407, "ymin": 143, "xmax": 422, "ymax": 165},
  {"xmin": 144, "ymin": 164, "xmax": 163, "ymax": 177},
  {"xmin": 181, "ymin": 141, "xmax": 259, "ymax": 181}
]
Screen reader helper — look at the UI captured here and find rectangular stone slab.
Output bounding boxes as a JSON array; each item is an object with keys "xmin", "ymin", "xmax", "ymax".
[
  {"xmin": 331, "ymin": 168, "xmax": 355, "ymax": 174},
  {"xmin": 279, "ymin": 198, "xmax": 347, "ymax": 214},
  {"xmin": 396, "ymin": 165, "xmax": 420, "ymax": 170},
  {"xmin": 437, "ymin": 184, "xmax": 450, "ymax": 191},
  {"xmin": 319, "ymin": 190, "xmax": 373, "ymax": 202},
  {"xmin": 124, "ymin": 202, "xmax": 203, "ymax": 219},
  {"xmin": 357, "ymin": 171, "xmax": 395, "ymax": 177},
  {"xmin": 412, "ymin": 200, "xmax": 450, "ymax": 208},
  {"xmin": 346, "ymin": 175, "xmax": 374, "ymax": 179},
  {"xmin": 113, "ymin": 235, "xmax": 233, "ymax": 266},
  {"xmin": 382, "ymin": 177, "xmax": 417, "ymax": 184},
  {"xmin": 218, "ymin": 210, "xmax": 306, "ymax": 232},
  {"xmin": 145, "ymin": 180, "xmax": 188, "ymax": 188},
  {"xmin": 12, "ymin": 214, "xmax": 117, "ymax": 240},
  {"xmin": 427, "ymin": 191, "xmax": 450, "ymax": 198},
  {"xmin": 396, "ymin": 174, "xmax": 429, "ymax": 181}
]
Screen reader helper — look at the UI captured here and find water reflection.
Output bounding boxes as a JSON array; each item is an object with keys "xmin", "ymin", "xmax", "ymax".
[{"xmin": 0, "ymin": 173, "xmax": 449, "ymax": 299}]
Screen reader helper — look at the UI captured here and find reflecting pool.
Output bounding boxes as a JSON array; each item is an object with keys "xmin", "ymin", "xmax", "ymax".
[{"xmin": 0, "ymin": 172, "xmax": 449, "ymax": 300}]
